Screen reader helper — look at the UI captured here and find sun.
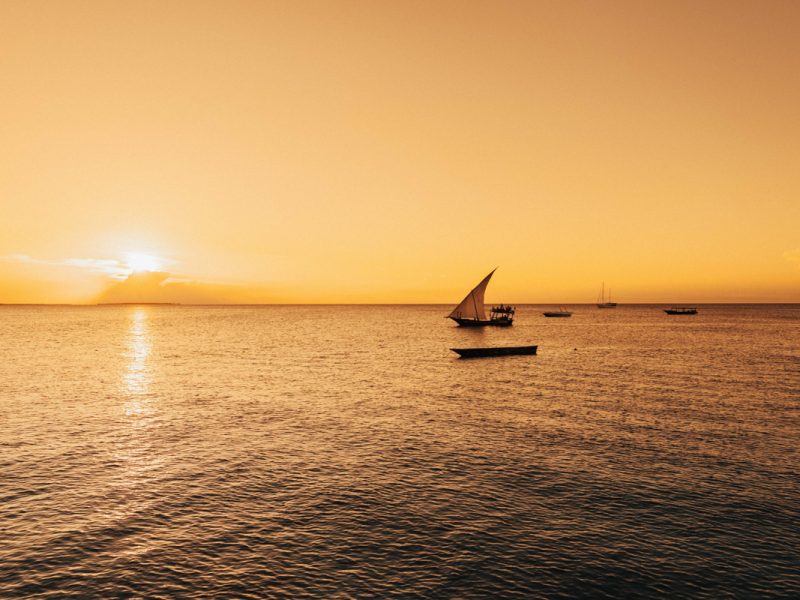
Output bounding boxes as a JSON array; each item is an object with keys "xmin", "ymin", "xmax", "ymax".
[{"xmin": 124, "ymin": 252, "xmax": 164, "ymax": 273}]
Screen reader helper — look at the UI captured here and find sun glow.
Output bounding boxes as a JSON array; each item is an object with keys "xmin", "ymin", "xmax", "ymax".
[{"xmin": 124, "ymin": 252, "xmax": 164, "ymax": 273}]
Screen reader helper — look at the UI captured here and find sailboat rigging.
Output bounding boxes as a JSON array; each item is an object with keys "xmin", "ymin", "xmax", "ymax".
[
  {"xmin": 447, "ymin": 269, "xmax": 514, "ymax": 327},
  {"xmin": 597, "ymin": 282, "xmax": 617, "ymax": 308}
]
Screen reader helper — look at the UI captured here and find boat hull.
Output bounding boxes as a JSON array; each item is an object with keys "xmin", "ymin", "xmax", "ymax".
[
  {"xmin": 450, "ymin": 317, "xmax": 513, "ymax": 327},
  {"xmin": 451, "ymin": 345, "xmax": 538, "ymax": 358},
  {"xmin": 664, "ymin": 309, "xmax": 697, "ymax": 315},
  {"xmin": 597, "ymin": 303, "xmax": 617, "ymax": 308},
  {"xmin": 543, "ymin": 312, "xmax": 571, "ymax": 317}
]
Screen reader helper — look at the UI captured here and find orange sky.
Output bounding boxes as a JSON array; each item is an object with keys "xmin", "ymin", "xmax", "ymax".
[{"xmin": 1, "ymin": 0, "xmax": 798, "ymax": 303}]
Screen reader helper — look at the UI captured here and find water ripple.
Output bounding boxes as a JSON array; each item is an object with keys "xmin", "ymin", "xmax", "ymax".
[{"xmin": 0, "ymin": 305, "xmax": 798, "ymax": 598}]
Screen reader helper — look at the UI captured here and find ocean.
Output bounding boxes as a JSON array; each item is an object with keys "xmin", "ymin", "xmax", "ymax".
[{"xmin": 1, "ymin": 304, "xmax": 798, "ymax": 598}]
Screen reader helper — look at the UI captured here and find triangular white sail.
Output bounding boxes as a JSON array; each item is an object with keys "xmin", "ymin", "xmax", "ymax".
[{"xmin": 448, "ymin": 269, "xmax": 496, "ymax": 320}]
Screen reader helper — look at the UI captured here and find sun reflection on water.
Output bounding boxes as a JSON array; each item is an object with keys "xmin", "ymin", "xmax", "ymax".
[
  {"xmin": 122, "ymin": 307, "xmax": 154, "ymax": 419},
  {"xmin": 106, "ymin": 306, "xmax": 162, "ymax": 540}
]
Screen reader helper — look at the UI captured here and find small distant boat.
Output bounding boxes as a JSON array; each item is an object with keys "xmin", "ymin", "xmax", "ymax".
[
  {"xmin": 543, "ymin": 306, "xmax": 572, "ymax": 317},
  {"xmin": 664, "ymin": 307, "xmax": 697, "ymax": 315},
  {"xmin": 597, "ymin": 282, "xmax": 617, "ymax": 308},
  {"xmin": 451, "ymin": 345, "xmax": 538, "ymax": 358},
  {"xmin": 447, "ymin": 269, "xmax": 514, "ymax": 327}
]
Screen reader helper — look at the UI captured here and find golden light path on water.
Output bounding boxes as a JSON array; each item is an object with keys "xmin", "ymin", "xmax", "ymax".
[
  {"xmin": 123, "ymin": 307, "xmax": 152, "ymax": 403},
  {"xmin": 108, "ymin": 306, "xmax": 165, "ymax": 561}
]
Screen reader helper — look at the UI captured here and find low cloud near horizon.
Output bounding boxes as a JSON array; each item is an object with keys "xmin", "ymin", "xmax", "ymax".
[
  {"xmin": 96, "ymin": 271, "xmax": 265, "ymax": 304},
  {"xmin": 0, "ymin": 254, "xmax": 276, "ymax": 304}
]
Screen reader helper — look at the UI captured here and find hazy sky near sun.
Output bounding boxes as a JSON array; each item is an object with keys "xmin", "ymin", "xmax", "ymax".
[{"xmin": 1, "ymin": 0, "xmax": 798, "ymax": 303}]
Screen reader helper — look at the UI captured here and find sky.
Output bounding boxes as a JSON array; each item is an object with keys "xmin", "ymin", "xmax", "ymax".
[{"xmin": 1, "ymin": 0, "xmax": 798, "ymax": 303}]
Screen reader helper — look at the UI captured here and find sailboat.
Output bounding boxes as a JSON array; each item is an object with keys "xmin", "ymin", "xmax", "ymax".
[
  {"xmin": 447, "ymin": 269, "xmax": 514, "ymax": 327},
  {"xmin": 597, "ymin": 282, "xmax": 617, "ymax": 308}
]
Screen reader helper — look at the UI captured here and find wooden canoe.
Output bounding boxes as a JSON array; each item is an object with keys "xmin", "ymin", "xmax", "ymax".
[{"xmin": 450, "ymin": 345, "xmax": 538, "ymax": 358}]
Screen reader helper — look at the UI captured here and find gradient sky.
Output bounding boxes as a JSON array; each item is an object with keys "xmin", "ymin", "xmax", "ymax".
[{"xmin": 1, "ymin": 0, "xmax": 798, "ymax": 303}]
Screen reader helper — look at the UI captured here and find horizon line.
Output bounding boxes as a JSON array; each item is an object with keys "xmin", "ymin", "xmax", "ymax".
[{"xmin": 1, "ymin": 302, "xmax": 798, "ymax": 307}]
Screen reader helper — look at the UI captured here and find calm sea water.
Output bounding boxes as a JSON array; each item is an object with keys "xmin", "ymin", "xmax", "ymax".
[{"xmin": 1, "ymin": 304, "xmax": 798, "ymax": 598}]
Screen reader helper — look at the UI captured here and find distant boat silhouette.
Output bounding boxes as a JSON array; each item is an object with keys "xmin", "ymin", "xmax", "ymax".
[
  {"xmin": 543, "ymin": 306, "xmax": 572, "ymax": 317},
  {"xmin": 665, "ymin": 307, "xmax": 697, "ymax": 315},
  {"xmin": 451, "ymin": 345, "xmax": 537, "ymax": 358},
  {"xmin": 447, "ymin": 269, "xmax": 514, "ymax": 327},
  {"xmin": 597, "ymin": 282, "xmax": 617, "ymax": 308}
]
